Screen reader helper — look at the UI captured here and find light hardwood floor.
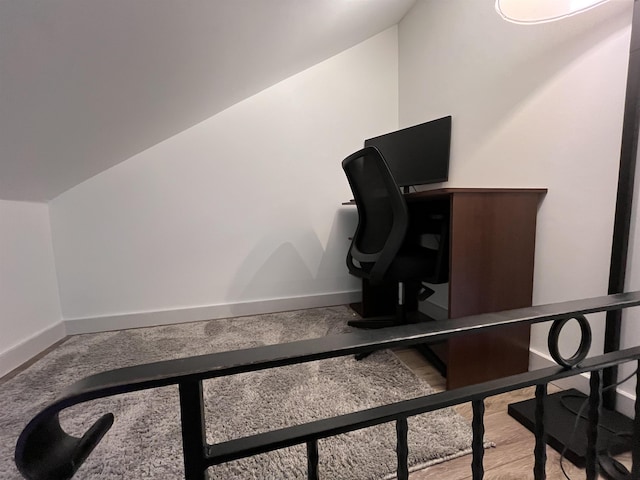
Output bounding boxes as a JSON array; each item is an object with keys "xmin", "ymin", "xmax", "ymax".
[{"xmin": 393, "ymin": 348, "xmax": 633, "ymax": 480}]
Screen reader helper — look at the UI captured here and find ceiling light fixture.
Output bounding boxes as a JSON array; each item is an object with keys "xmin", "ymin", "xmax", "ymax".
[{"xmin": 495, "ymin": 0, "xmax": 610, "ymax": 24}]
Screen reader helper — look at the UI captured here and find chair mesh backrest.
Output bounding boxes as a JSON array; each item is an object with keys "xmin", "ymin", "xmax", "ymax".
[{"xmin": 342, "ymin": 147, "xmax": 408, "ymax": 260}]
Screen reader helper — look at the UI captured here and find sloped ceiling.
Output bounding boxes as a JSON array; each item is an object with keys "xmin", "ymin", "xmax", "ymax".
[{"xmin": 0, "ymin": 0, "xmax": 415, "ymax": 202}]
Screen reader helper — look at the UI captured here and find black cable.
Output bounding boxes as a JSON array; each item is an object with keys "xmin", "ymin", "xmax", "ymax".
[
  {"xmin": 558, "ymin": 365, "xmax": 638, "ymax": 480},
  {"xmin": 559, "ymin": 395, "xmax": 626, "ymax": 435},
  {"xmin": 560, "ymin": 394, "xmax": 590, "ymax": 480}
]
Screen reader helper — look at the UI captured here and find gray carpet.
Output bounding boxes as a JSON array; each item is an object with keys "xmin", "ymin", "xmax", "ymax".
[{"xmin": 1, "ymin": 306, "xmax": 486, "ymax": 479}]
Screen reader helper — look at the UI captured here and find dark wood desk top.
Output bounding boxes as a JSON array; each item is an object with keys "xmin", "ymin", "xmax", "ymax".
[
  {"xmin": 342, "ymin": 187, "xmax": 548, "ymax": 205},
  {"xmin": 404, "ymin": 187, "xmax": 548, "ymax": 200}
]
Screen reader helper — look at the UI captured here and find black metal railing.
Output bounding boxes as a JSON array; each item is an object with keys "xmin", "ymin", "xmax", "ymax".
[{"xmin": 14, "ymin": 292, "xmax": 640, "ymax": 480}]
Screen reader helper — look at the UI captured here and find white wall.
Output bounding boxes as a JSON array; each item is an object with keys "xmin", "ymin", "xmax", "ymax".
[
  {"xmin": 50, "ymin": 28, "xmax": 399, "ymax": 330},
  {"xmin": 0, "ymin": 200, "xmax": 64, "ymax": 376},
  {"xmin": 399, "ymin": 1, "xmax": 634, "ymax": 405}
]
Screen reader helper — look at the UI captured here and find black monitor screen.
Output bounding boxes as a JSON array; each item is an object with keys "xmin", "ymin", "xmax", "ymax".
[{"xmin": 364, "ymin": 115, "xmax": 451, "ymax": 188}]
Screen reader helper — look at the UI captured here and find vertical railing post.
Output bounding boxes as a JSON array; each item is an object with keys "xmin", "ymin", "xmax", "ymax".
[
  {"xmin": 396, "ymin": 417, "xmax": 409, "ymax": 480},
  {"xmin": 179, "ymin": 380, "xmax": 208, "ymax": 480},
  {"xmin": 307, "ymin": 440, "xmax": 319, "ymax": 480},
  {"xmin": 632, "ymin": 360, "xmax": 640, "ymax": 479},
  {"xmin": 586, "ymin": 370, "xmax": 602, "ymax": 480},
  {"xmin": 471, "ymin": 399, "xmax": 485, "ymax": 480},
  {"xmin": 533, "ymin": 384, "xmax": 547, "ymax": 480}
]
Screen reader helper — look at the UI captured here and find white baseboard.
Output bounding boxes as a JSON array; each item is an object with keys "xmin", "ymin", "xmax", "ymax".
[
  {"xmin": 529, "ymin": 348, "xmax": 636, "ymax": 419},
  {"xmin": 0, "ymin": 321, "xmax": 67, "ymax": 378},
  {"xmin": 65, "ymin": 291, "xmax": 361, "ymax": 335}
]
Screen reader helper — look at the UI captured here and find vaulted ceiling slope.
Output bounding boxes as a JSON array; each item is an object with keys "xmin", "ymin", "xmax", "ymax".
[{"xmin": 0, "ymin": 0, "xmax": 415, "ymax": 202}]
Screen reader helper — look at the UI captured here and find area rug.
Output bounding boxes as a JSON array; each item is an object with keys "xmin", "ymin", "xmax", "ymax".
[{"xmin": 0, "ymin": 306, "xmax": 486, "ymax": 479}]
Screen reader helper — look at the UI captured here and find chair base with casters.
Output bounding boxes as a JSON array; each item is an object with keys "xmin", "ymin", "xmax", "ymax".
[
  {"xmin": 347, "ymin": 243, "xmax": 440, "ymax": 329},
  {"xmin": 349, "ymin": 281, "xmax": 434, "ymax": 360},
  {"xmin": 347, "ymin": 281, "xmax": 435, "ymax": 330},
  {"xmin": 347, "ymin": 248, "xmax": 438, "ymax": 360}
]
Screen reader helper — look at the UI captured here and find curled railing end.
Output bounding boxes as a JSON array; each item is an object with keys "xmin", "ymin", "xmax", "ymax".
[{"xmin": 15, "ymin": 411, "xmax": 114, "ymax": 480}]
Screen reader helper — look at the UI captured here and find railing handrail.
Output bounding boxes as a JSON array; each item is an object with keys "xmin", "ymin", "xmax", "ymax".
[
  {"xmin": 205, "ymin": 345, "xmax": 640, "ymax": 466},
  {"xmin": 54, "ymin": 291, "xmax": 640, "ymax": 407},
  {"xmin": 14, "ymin": 291, "xmax": 640, "ymax": 480}
]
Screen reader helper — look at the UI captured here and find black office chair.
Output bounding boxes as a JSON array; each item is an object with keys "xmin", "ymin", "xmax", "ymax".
[{"xmin": 342, "ymin": 146, "xmax": 443, "ymax": 330}]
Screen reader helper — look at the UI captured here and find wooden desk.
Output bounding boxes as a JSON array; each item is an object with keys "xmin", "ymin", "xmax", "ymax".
[{"xmin": 347, "ymin": 187, "xmax": 547, "ymax": 389}]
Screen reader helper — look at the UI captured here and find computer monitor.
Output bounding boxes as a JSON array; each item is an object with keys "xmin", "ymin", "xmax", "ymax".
[{"xmin": 364, "ymin": 115, "xmax": 452, "ymax": 189}]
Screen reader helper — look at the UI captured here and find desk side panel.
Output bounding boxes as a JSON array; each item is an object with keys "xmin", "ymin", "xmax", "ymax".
[{"xmin": 446, "ymin": 192, "xmax": 540, "ymax": 388}]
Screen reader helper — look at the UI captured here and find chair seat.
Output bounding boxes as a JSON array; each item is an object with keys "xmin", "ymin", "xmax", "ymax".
[{"xmin": 384, "ymin": 246, "xmax": 438, "ymax": 282}]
